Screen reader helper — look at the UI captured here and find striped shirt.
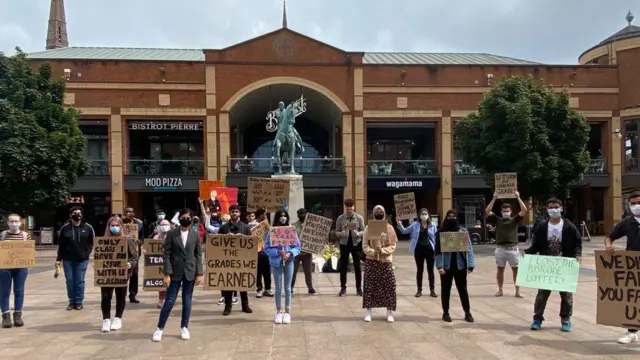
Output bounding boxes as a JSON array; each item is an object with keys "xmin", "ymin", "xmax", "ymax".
[{"xmin": 1, "ymin": 231, "xmax": 31, "ymax": 241}]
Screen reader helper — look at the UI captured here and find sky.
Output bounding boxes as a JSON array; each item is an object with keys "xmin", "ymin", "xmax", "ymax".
[{"xmin": 0, "ymin": 0, "xmax": 637, "ymax": 64}]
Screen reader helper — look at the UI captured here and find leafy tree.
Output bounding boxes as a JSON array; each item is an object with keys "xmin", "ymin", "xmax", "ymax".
[
  {"xmin": 454, "ymin": 75, "xmax": 590, "ymax": 203},
  {"xmin": 0, "ymin": 48, "xmax": 88, "ymax": 216}
]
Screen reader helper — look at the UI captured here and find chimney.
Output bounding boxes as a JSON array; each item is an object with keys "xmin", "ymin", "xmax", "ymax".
[{"xmin": 46, "ymin": 0, "xmax": 69, "ymax": 50}]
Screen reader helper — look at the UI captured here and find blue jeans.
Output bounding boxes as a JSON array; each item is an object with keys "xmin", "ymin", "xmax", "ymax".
[
  {"xmin": 271, "ymin": 262, "xmax": 294, "ymax": 310},
  {"xmin": 0, "ymin": 268, "xmax": 28, "ymax": 313},
  {"xmin": 157, "ymin": 277, "xmax": 195, "ymax": 329},
  {"xmin": 62, "ymin": 260, "xmax": 89, "ymax": 306}
]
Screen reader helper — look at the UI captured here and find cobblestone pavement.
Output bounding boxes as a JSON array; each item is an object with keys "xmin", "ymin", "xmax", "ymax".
[{"xmin": 1, "ymin": 238, "xmax": 639, "ymax": 359}]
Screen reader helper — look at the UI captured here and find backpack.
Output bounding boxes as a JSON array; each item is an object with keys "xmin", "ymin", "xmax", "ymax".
[{"xmin": 1, "ymin": 230, "xmax": 28, "ymax": 240}]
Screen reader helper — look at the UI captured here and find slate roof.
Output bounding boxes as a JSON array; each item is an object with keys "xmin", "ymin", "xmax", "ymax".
[{"xmin": 362, "ymin": 52, "xmax": 539, "ymax": 65}]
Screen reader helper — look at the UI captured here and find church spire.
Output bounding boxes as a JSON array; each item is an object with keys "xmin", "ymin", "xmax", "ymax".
[
  {"xmin": 282, "ymin": 0, "xmax": 288, "ymax": 28},
  {"xmin": 46, "ymin": 0, "xmax": 69, "ymax": 50}
]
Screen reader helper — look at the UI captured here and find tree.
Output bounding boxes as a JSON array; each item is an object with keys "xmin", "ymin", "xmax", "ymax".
[
  {"xmin": 0, "ymin": 48, "xmax": 88, "ymax": 216},
  {"xmin": 454, "ymin": 75, "xmax": 590, "ymax": 203}
]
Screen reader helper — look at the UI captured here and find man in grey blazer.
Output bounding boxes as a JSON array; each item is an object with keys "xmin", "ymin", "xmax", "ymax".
[
  {"xmin": 334, "ymin": 198, "xmax": 365, "ymax": 297},
  {"xmin": 152, "ymin": 209, "xmax": 203, "ymax": 342}
]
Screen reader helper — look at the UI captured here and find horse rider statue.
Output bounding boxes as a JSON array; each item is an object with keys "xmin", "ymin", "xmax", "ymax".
[{"xmin": 272, "ymin": 101, "xmax": 304, "ymax": 173}]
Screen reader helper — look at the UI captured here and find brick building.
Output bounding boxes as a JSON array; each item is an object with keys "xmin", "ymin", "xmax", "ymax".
[{"xmin": 27, "ymin": 1, "xmax": 640, "ymax": 235}]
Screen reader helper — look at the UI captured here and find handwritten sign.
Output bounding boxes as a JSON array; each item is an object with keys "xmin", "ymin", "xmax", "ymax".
[
  {"xmin": 299, "ymin": 213, "xmax": 333, "ymax": 254},
  {"xmin": 214, "ymin": 187, "xmax": 238, "ymax": 215},
  {"xmin": 595, "ymin": 250, "xmax": 640, "ymax": 329},
  {"xmin": 269, "ymin": 226, "xmax": 297, "ymax": 247},
  {"xmin": 199, "ymin": 180, "xmax": 223, "ymax": 201},
  {"xmin": 247, "ymin": 177, "xmax": 290, "ymax": 211},
  {"xmin": 94, "ymin": 237, "xmax": 128, "ymax": 287},
  {"xmin": 394, "ymin": 192, "xmax": 417, "ymax": 221},
  {"xmin": 516, "ymin": 255, "xmax": 579, "ymax": 292},
  {"xmin": 495, "ymin": 173, "xmax": 517, "ymax": 199},
  {"xmin": 143, "ymin": 239, "xmax": 165, "ymax": 291},
  {"xmin": 123, "ymin": 224, "xmax": 138, "ymax": 241},
  {"xmin": 439, "ymin": 232, "xmax": 469, "ymax": 252},
  {"xmin": 205, "ymin": 234, "xmax": 257, "ymax": 291},
  {"xmin": 0, "ymin": 241, "xmax": 36, "ymax": 269},
  {"xmin": 251, "ymin": 220, "xmax": 270, "ymax": 252}
]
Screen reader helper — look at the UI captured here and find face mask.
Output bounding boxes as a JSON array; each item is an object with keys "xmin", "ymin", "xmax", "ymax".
[
  {"xmin": 374, "ymin": 213, "xmax": 384, "ymax": 220},
  {"xmin": 502, "ymin": 212, "xmax": 511, "ymax": 218},
  {"xmin": 420, "ymin": 215, "xmax": 428, "ymax": 221},
  {"xmin": 298, "ymin": 216, "xmax": 305, "ymax": 223},
  {"xmin": 279, "ymin": 217, "xmax": 287, "ymax": 224},
  {"xmin": 631, "ymin": 205, "xmax": 640, "ymax": 216},
  {"xmin": 192, "ymin": 225, "xmax": 198, "ymax": 231},
  {"xmin": 547, "ymin": 208, "xmax": 562, "ymax": 218},
  {"xmin": 71, "ymin": 214, "xmax": 82, "ymax": 221},
  {"xmin": 179, "ymin": 218, "xmax": 192, "ymax": 227},
  {"xmin": 110, "ymin": 226, "xmax": 120, "ymax": 234},
  {"xmin": 159, "ymin": 225, "xmax": 170, "ymax": 233},
  {"xmin": 445, "ymin": 218, "xmax": 458, "ymax": 227},
  {"xmin": 157, "ymin": 214, "xmax": 165, "ymax": 220},
  {"xmin": 7, "ymin": 222, "xmax": 20, "ymax": 230}
]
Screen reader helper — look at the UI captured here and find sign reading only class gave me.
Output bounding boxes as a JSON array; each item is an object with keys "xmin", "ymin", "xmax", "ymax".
[
  {"xmin": 516, "ymin": 255, "xmax": 579, "ymax": 293},
  {"xmin": 204, "ymin": 234, "xmax": 257, "ymax": 292},
  {"xmin": 247, "ymin": 177, "xmax": 290, "ymax": 211},
  {"xmin": 494, "ymin": 172, "xmax": 517, "ymax": 199},
  {"xmin": 269, "ymin": 226, "xmax": 297, "ymax": 247},
  {"xmin": 0, "ymin": 241, "xmax": 36, "ymax": 269},
  {"xmin": 439, "ymin": 232, "xmax": 469, "ymax": 252},
  {"xmin": 595, "ymin": 250, "xmax": 640, "ymax": 329},
  {"xmin": 143, "ymin": 239, "xmax": 164, "ymax": 291},
  {"xmin": 94, "ymin": 237, "xmax": 129, "ymax": 287}
]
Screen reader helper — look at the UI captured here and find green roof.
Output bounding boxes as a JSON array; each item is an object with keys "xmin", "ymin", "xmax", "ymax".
[{"xmin": 27, "ymin": 47, "xmax": 539, "ymax": 65}]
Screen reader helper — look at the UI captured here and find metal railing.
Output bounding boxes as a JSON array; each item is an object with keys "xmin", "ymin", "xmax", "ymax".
[
  {"xmin": 84, "ymin": 159, "xmax": 109, "ymax": 176},
  {"xmin": 127, "ymin": 159, "xmax": 204, "ymax": 175},
  {"xmin": 367, "ymin": 160, "xmax": 437, "ymax": 175},
  {"xmin": 454, "ymin": 160, "xmax": 482, "ymax": 175},
  {"xmin": 228, "ymin": 157, "xmax": 344, "ymax": 173},
  {"xmin": 585, "ymin": 158, "xmax": 607, "ymax": 174}
]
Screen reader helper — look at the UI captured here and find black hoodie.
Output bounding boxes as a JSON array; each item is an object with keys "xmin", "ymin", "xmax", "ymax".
[{"xmin": 57, "ymin": 222, "xmax": 95, "ymax": 262}]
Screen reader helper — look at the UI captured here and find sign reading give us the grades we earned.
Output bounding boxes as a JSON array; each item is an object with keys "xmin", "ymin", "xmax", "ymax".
[
  {"xmin": 205, "ymin": 234, "xmax": 257, "ymax": 292},
  {"xmin": 247, "ymin": 177, "xmax": 290, "ymax": 211}
]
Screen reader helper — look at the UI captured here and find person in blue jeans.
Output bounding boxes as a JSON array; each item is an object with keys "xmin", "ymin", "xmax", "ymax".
[
  {"xmin": 265, "ymin": 208, "xmax": 300, "ymax": 325},
  {"xmin": 56, "ymin": 206, "xmax": 95, "ymax": 310},
  {"xmin": 1, "ymin": 214, "xmax": 30, "ymax": 328}
]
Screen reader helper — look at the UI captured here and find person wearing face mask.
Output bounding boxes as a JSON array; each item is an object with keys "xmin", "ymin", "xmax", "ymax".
[
  {"xmin": 435, "ymin": 210, "xmax": 475, "ymax": 323},
  {"xmin": 362, "ymin": 205, "xmax": 398, "ymax": 322},
  {"xmin": 100, "ymin": 217, "xmax": 138, "ymax": 332},
  {"xmin": 0, "ymin": 214, "xmax": 30, "ymax": 328},
  {"xmin": 525, "ymin": 198, "xmax": 581, "ymax": 332},
  {"xmin": 253, "ymin": 208, "xmax": 273, "ymax": 298},
  {"xmin": 122, "ymin": 207, "xmax": 144, "ymax": 304},
  {"xmin": 485, "ymin": 191, "xmax": 528, "ymax": 298},
  {"xmin": 397, "ymin": 208, "xmax": 438, "ymax": 298},
  {"xmin": 192, "ymin": 216, "xmax": 205, "ymax": 243},
  {"xmin": 148, "ymin": 210, "xmax": 166, "ymax": 237},
  {"xmin": 606, "ymin": 191, "xmax": 640, "ymax": 344},
  {"xmin": 56, "ymin": 206, "xmax": 95, "ymax": 311},
  {"xmin": 335, "ymin": 198, "xmax": 365, "ymax": 297},
  {"xmin": 291, "ymin": 208, "xmax": 317, "ymax": 295},
  {"xmin": 153, "ymin": 219, "xmax": 173, "ymax": 309}
]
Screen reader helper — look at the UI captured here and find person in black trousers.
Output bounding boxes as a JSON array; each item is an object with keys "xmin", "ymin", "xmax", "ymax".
[
  {"xmin": 122, "ymin": 206, "xmax": 144, "ymax": 303},
  {"xmin": 253, "ymin": 208, "xmax": 273, "ymax": 298}
]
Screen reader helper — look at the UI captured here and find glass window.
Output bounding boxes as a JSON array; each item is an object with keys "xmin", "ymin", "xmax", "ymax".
[
  {"xmin": 625, "ymin": 120, "xmax": 638, "ymax": 133},
  {"xmin": 625, "ymin": 130, "xmax": 639, "ymax": 171},
  {"xmin": 84, "ymin": 139, "xmax": 108, "ymax": 159},
  {"xmin": 366, "ymin": 125, "xmax": 435, "ymax": 161}
]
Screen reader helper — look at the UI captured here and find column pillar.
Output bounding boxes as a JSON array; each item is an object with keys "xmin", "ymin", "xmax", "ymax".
[
  {"xmin": 205, "ymin": 66, "xmax": 218, "ymax": 180},
  {"xmin": 604, "ymin": 115, "xmax": 622, "ymax": 231},
  {"xmin": 342, "ymin": 114, "xmax": 353, "ymax": 201},
  {"xmin": 353, "ymin": 68, "xmax": 366, "ymax": 213},
  {"xmin": 439, "ymin": 113, "xmax": 453, "ymax": 218},
  {"xmin": 218, "ymin": 112, "xmax": 230, "ymax": 183},
  {"xmin": 109, "ymin": 108, "xmax": 124, "ymax": 214}
]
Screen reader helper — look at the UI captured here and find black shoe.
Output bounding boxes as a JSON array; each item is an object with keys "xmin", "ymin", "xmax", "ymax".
[
  {"xmin": 430, "ymin": 290, "xmax": 438, "ymax": 298},
  {"xmin": 12, "ymin": 312, "xmax": 23, "ymax": 327},
  {"xmin": 338, "ymin": 288, "xmax": 346, "ymax": 297},
  {"xmin": 464, "ymin": 313, "xmax": 475, "ymax": 323},
  {"xmin": 415, "ymin": 290, "xmax": 422, "ymax": 298},
  {"xmin": 1, "ymin": 313, "xmax": 12, "ymax": 328},
  {"xmin": 223, "ymin": 306, "xmax": 232, "ymax": 316},
  {"xmin": 356, "ymin": 289, "xmax": 363, "ymax": 297},
  {"xmin": 308, "ymin": 288, "xmax": 317, "ymax": 295},
  {"xmin": 242, "ymin": 305, "xmax": 253, "ymax": 314},
  {"xmin": 129, "ymin": 297, "xmax": 140, "ymax": 304},
  {"xmin": 74, "ymin": 305, "xmax": 83, "ymax": 310},
  {"xmin": 442, "ymin": 313, "xmax": 452, "ymax": 323},
  {"xmin": 66, "ymin": 304, "xmax": 75, "ymax": 311}
]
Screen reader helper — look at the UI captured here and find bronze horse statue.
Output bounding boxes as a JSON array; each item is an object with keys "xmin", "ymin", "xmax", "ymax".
[{"xmin": 272, "ymin": 101, "xmax": 304, "ymax": 174}]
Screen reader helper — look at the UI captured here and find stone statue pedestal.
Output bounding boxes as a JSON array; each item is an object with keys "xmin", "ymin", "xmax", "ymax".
[{"xmin": 271, "ymin": 173, "xmax": 304, "ymax": 216}]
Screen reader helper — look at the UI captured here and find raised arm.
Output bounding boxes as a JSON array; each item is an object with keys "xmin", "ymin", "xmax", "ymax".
[
  {"xmin": 515, "ymin": 191, "xmax": 528, "ymax": 218},
  {"xmin": 485, "ymin": 193, "xmax": 497, "ymax": 217}
]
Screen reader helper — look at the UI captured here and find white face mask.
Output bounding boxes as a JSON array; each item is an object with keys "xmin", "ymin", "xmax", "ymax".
[
  {"xmin": 7, "ymin": 222, "xmax": 20, "ymax": 230},
  {"xmin": 159, "ymin": 225, "xmax": 170, "ymax": 233},
  {"xmin": 279, "ymin": 217, "xmax": 287, "ymax": 224},
  {"xmin": 502, "ymin": 212, "xmax": 511, "ymax": 218},
  {"xmin": 631, "ymin": 204, "xmax": 640, "ymax": 216},
  {"xmin": 420, "ymin": 214, "xmax": 429, "ymax": 221},
  {"xmin": 157, "ymin": 214, "xmax": 165, "ymax": 220},
  {"xmin": 547, "ymin": 208, "xmax": 562, "ymax": 218}
]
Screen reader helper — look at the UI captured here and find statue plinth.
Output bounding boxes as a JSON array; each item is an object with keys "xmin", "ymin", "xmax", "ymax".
[{"xmin": 271, "ymin": 173, "xmax": 304, "ymax": 216}]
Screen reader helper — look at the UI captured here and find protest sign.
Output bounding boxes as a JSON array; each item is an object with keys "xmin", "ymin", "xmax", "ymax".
[
  {"xmin": 143, "ymin": 239, "xmax": 165, "ymax": 291},
  {"xmin": 495, "ymin": 172, "xmax": 517, "ymax": 199},
  {"xmin": 0, "ymin": 241, "xmax": 36, "ymax": 269},
  {"xmin": 394, "ymin": 192, "xmax": 417, "ymax": 221},
  {"xmin": 251, "ymin": 220, "xmax": 270, "ymax": 252},
  {"xmin": 214, "ymin": 187, "xmax": 238, "ymax": 216},
  {"xmin": 595, "ymin": 250, "xmax": 640, "ymax": 329},
  {"xmin": 366, "ymin": 220, "xmax": 387, "ymax": 243},
  {"xmin": 123, "ymin": 224, "xmax": 138, "ymax": 241},
  {"xmin": 205, "ymin": 234, "xmax": 257, "ymax": 291},
  {"xmin": 439, "ymin": 232, "xmax": 469, "ymax": 252},
  {"xmin": 299, "ymin": 213, "xmax": 333, "ymax": 254},
  {"xmin": 269, "ymin": 226, "xmax": 297, "ymax": 247},
  {"xmin": 516, "ymin": 255, "xmax": 579, "ymax": 292},
  {"xmin": 94, "ymin": 237, "xmax": 128, "ymax": 287},
  {"xmin": 247, "ymin": 177, "xmax": 290, "ymax": 211},
  {"xmin": 199, "ymin": 180, "xmax": 223, "ymax": 201}
]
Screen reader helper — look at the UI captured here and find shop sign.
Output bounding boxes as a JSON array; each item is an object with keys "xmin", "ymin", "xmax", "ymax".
[
  {"xmin": 145, "ymin": 177, "xmax": 183, "ymax": 190},
  {"xmin": 68, "ymin": 196, "xmax": 85, "ymax": 204},
  {"xmin": 385, "ymin": 180, "xmax": 423, "ymax": 189},
  {"xmin": 128, "ymin": 122, "xmax": 201, "ymax": 131}
]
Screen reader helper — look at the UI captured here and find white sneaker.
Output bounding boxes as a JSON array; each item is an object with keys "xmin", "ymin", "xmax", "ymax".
[
  {"xmin": 387, "ymin": 310, "xmax": 395, "ymax": 323},
  {"xmin": 282, "ymin": 313, "xmax": 291, "ymax": 324},
  {"xmin": 110, "ymin": 318, "xmax": 122, "ymax": 331},
  {"xmin": 256, "ymin": 290, "xmax": 264, "ymax": 298},
  {"xmin": 232, "ymin": 297, "xmax": 239, "ymax": 305},
  {"xmin": 180, "ymin": 327, "xmax": 191, "ymax": 340},
  {"xmin": 274, "ymin": 312, "xmax": 283, "ymax": 324},
  {"xmin": 152, "ymin": 328, "xmax": 163, "ymax": 342},
  {"xmin": 617, "ymin": 332, "xmax": 639, "ymax": 344},
  {"xmin": 364, "ymin": 309, "xmax": 372, "ymax": 322},
  {"xmin": 217, "ymin": 297, "xmax": 225, "ymax": 305},
  {"xmin": 101, "ymin": 319, "xmax": 111, "ymax": 332}
]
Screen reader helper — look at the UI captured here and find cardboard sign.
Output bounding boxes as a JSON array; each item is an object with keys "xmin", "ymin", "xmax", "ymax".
[
  {"xmin": 204, "ymin": 234, "xmax": 257, "ymax": 291},
  {"xmin": 247, "ymin": 177, "xmax": 290, "ymax": 211},
  {"xmin": 94, "ymin": 237, "xmax": 129, "ymax": 287},
  {"xmin": 495, "ymin": 173, "xmax": 517, "ymax": 199},
  {"xmin": 269, "ymin": 226, "xmax": 297, "ymax": 247},
  {"xmin": 0, "ymin": 241, "xmax": 36, "ymax": 269},
  {"xmin": 366, "ymin": 220, "xmax": 388, "ymax": 241},
  {"xmin": 213, "ymin": 187, "xmax": 239, "ymax": 215},
  {"xmin": 143, "ymin": 239, "xmax": 165, "ymax": 291},
  {"xmin": 123, "ymin": 223, "xmax": 138, "ymax": 241},
  {"xmin": 439, "ymin": 232, "xmax": 469, "ymax": 252},
  {"xmin": 595, "ymin": 250, "xmax": 640, "ymax": 329},
  {"xmin": 199, "ymin": 180, "xmax": 223, "ymax": 201},
  {"xmin": 299, "ymin": 213, "xmax": 333, "ymax": 254},
  {"xmin": 251, "ymin": 220, "xmax": 270, "ymax": 252},
  {"xmin": 394, "ymin": 192, "xmax": 417, "ymax": 221},
  {"xmin": 516, "ymin": 255, "xmax": 580, "ymax": 292}
]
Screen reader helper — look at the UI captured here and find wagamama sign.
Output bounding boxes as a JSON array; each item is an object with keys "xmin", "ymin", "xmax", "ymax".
[{"xmin": 386, "ymin": 181, "xmax": 423, "ymax": 189}]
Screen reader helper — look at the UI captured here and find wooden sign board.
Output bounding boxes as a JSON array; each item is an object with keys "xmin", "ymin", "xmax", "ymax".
[
  {"xmin": 299, "ymin": 213, "xmax": 333, "ymax": 255},
  {"xmin": 0, "ymin": 241, "xmax": 36, "ymax": 269},
  {"xmin": 247, "ymin": 177, "xmax": 290, "ymax": 211},
  {"xmin": 251, "ymin": 220, "xmax": 270, "ymax": 252},
  {"xmin": 394, "ymin": 192, "xmax": 417, "ymax": 221},
  {"xmin": 595, "ymin": 250, "xmax": 640, "ymax": 329},
  {"xmin": 269, "ymin": 226, "xmax": 297, "ymax": 247},
  {"xmin": 495, "ymin": 173, "xmax": 517, "ymax": 199},
  {"xmin": 94, "ymin": 237, "xmax": 129, "ymax": 287},
  {"xmin": 439, "ymin": 232, "xmax": 469, "ymax": 252},
  {"xmin": 143, "ymin": 239, "xmax": 165, "ymax": 291},
  {"xmin": 123, "ymin": 224, "xmax": 139, "ymax": 241},
  {"xmin": 204, "ymin": 234, "xmax": 258, "ymax": 291}
]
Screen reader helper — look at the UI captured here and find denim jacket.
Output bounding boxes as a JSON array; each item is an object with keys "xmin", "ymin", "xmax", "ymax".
[
  {"xmin": 435, "ymin": 228, "xmax": 475, "ymax": 271},
  {"xmin": 264, "ymin": 233, "xmax": 301, "ymax": 268},
  {"xmin": 397, "ymin": 221, "xmax": 436, "ymax": 254}
]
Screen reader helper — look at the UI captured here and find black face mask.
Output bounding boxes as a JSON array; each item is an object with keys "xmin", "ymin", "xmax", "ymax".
[
  {"xmin": 71, "ymin": 214, "xmax": 82, "ymax": 221},
  {"xmin": 179, "ymin": 218, "xmax": 192, "ymax": 227},
  {"xmin": 444, "ymin": 218, "xmax": 458, "ymax": 229},
  {"xmin": 374, "ymin": 213, "xmax": 384, "ymax": 220},
  {"xmin": 298, "ymin": 216, "xmax": 305, "ymax": 223}
]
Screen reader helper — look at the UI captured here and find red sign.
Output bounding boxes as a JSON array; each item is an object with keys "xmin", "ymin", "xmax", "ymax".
[{"xmin": 214, "ymin": 187, "xmax": 238, "ymax": 215}]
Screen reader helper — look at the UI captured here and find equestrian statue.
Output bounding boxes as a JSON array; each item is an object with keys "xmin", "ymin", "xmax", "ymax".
[{"xmin": 272, "ymin": 101, "xmax": 304, "ymax": 174}]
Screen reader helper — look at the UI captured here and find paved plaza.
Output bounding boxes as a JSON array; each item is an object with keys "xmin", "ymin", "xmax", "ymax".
[{"xmin": 2, "ymin": 238, "xmax": 639, "ymax": 360}]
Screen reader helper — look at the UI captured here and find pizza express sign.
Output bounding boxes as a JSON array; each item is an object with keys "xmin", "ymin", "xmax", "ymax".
[
  {"xmin": 145, "ymin": 177, "xmax": 183, "ymax": 190},
  {"xmin": 129, "ymin": 121, "xmax": 202, "ymax": 131}
]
